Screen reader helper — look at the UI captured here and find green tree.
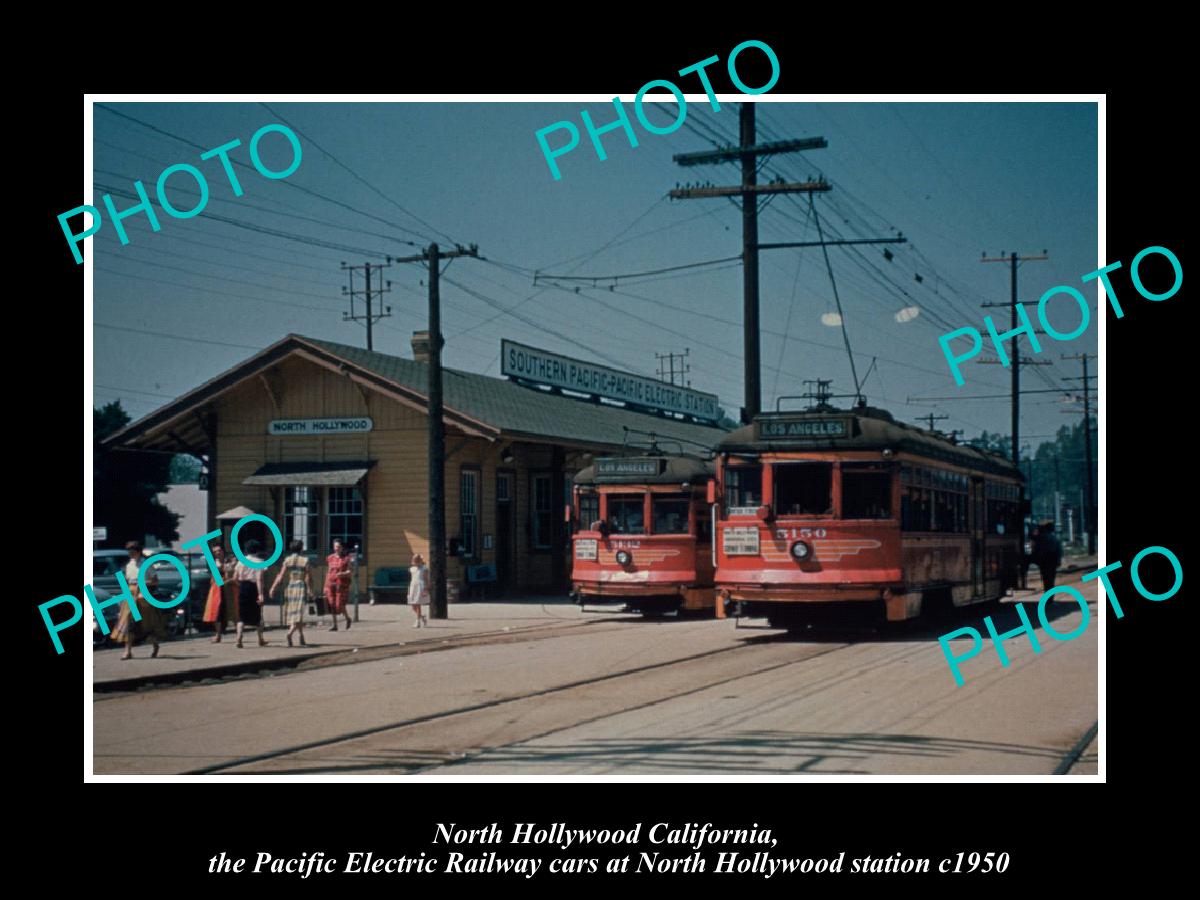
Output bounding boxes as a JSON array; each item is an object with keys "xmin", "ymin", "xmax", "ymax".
[
  {"xmin": 168, "ymin": 453, "xmax": 202, "ymax": 484},
  {"xmin": 94, "ymin": 401, "xmax": 179, "ymax": 547}
]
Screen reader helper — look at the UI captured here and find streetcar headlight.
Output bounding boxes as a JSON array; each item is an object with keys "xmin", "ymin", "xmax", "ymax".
[
  {"xmin": 790, "ymin": 540, "xmax": 812, "ymax": 561},
  {"xmin": 615, "ymin": 550, "xmax": 632, "ymax": 566}
]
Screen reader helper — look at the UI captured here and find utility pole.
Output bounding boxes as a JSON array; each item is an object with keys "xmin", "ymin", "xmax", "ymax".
[
  {"xmin": 341, "ymin": 261, "xmax": 393, "ymax": 350},
  {"xmin": 1062, "ymin": 352, "xmax": 1097, "ymax": 554},
  {"xmin": 670, "ymin": 108, "xmax": 831, "ymax": 423},
  {"xmin": 655, "ymin": 349, "xmax": 691, "ymax": 386},
  {"xmin": 391, "ymin": 242, "xmax": 480, "ymax": 619},
  {"xmin": 981, "ymin": 251, "xmax": 1049, "ymax": 465},
  {"xmin": 919, "ymin": 413, "xmax": 948, "ymax": 432}
]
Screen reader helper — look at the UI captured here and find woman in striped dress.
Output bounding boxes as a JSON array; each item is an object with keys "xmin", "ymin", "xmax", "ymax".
[
  {"xmin": 270, "ymin": 540, "xmax": 312, "ymax": 647},
  {"xmin": 112, "ymin": 541, "xmax": 167, "ymax": 660}
]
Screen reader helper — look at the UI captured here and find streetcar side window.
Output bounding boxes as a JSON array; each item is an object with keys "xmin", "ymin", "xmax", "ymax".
[
  {"xmin": 607, "ymin": 493, "xmax": 645, "ymax": 534},
  {"xmin": 652, "ymin": 494, "xmax": 691, "ymax": 534},
  {"xmin": 725, "ymin": 465, "xmax": 762, "ymax": 509},
  {"xmin": 578, "ymin": 489, "xmax": 599, "ymax": 530},
  {"xmin": 901, "ymin": 466, "xmax": 967, "ymax": 532},
  {"xmin": 842, "ymin": 464, "xmax": 892, "ymax": 519},
  {"xmin": 774, "ymin": 462, "xmax": 833, "ymax": 516}
]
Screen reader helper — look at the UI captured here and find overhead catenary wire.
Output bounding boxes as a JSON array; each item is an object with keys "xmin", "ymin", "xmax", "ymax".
[
  {"xmin": 259, "ymin": 102, "xmax": 459, "ymax": 246},
  {"xmin": 95, "ymin": 104, "xmax": 429, "ymax": 243}
]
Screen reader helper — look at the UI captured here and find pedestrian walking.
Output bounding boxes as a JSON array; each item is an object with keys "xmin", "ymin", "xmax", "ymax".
[
  {"xmin": 324, "ymin": 539, "xmax": 353, "ymax": 632},
  {"xmin": 234, "ymin": 539, "xmax": 269, "ymax": 649},
  {"xmin": 270, "ymin": 540, "xmax": 312, "ymax": 648},
  {"xmin": 1033, "ymin": 520, "xmax": 1063, "ymax": 592},
  {"xmin": 1022, "ymin": 524, "xmax": 1039, "ymax": 590},
  {"xmin": 408, "ymin": 553, "xmax": 429, "ymax": 629},
  {"xmin": 201, "ymin": 545, "xmax": 237, "ymax": 643},
  {"xmin": 111, "ymin": 541, "xmax": 167, "ymax": 660}
]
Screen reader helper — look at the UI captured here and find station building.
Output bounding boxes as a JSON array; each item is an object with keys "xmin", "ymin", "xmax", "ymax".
[{"xmin": 104, "ymin": 333, "xmax": 727, "ymax": 598}]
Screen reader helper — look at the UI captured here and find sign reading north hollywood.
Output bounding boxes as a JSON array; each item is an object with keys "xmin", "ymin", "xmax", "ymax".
[
  {"xmin": 501, "ymin": 339, "xmax": 722, "ymax": 423},
  {"xmin": 269, "ymin": 418, "xmax": 374, "ymax": 436}
]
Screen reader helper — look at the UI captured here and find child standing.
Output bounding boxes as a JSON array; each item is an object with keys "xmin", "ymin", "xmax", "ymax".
[{"xmin": 408, "ymin": 553, "xmax": 430, "ymax": 629}]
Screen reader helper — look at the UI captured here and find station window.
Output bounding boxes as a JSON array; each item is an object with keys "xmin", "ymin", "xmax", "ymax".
[
  {"xmin": 652, "ymin": 494, "xmax": 691, "ymax": 534},
  {"xmin": 841, "ymin": 463, "xmax": 892, "ymax": 519},
  {"xmin": 607, "ymin": 493, "xmax": 646, "ymax": 534},
  {"xmin": 327, "ymin": 486, "xmax": 364, "ymax": 549},
  {"xmin": 531, "ymin": 473, "xmax": 554, "ymax": 549},
  {"xmin": 459, "ymin": 468, "xmax": 480, "ymax": 558},
  {"xmin": 284, "ymin": 486, "xmax": 320, "ymax": 551},
  {"xmin": 577, "ymin": 488, "xmax": 600, "ymax": 530},
  {"xmin": 724, "ymin": 464, "xmax": 762, "ymax": 509},
  {"xmin": 773, "ymin": 462, "xmax": 833, "ymax": 516}
]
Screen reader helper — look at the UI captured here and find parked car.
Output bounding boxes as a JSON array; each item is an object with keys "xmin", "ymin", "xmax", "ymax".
[
  {"xmin": 93, "ymin": 549, "xmax": 184, "ymax": 601},
  {"xmin": 92, "ymin": 549, "xmax": 192, "ymax": 638}
]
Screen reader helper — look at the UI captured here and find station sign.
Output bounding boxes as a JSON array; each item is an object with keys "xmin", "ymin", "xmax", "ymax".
[
  {"xmin": 595, "ymin": 457, "xmax": 665, "ymax": 477},
  {"xmin": 268, "ymin": 418, "xmax": 373, "ymax": 436},
  {"xmin": 501, "ymin": 339, "xmax": 722, "ymax": 423},
  {"xmin": 755, "ymin": 416, "xmax": 852, "ymax": 441}
]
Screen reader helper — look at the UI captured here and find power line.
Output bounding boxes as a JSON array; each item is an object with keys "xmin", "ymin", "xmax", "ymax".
[
  {"xmin": 94, "ymin": 183, "xmax": 393, "ymax": 258},
  {"xmin": 96, "ymin": 104, "xmax": 427, "ymax": 243},
  {"xmin": 94, "ymin": 322, "xmax": 265, "ymax": 351},
  {"xmin": 259, "ymin": 102, "xmax": 458, "ymax": 245},
  {"xmin": 534, "ymin": 254, "xmax": 742, "ymax": 284}
]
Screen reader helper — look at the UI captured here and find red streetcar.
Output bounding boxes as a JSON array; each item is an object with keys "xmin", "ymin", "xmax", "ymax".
[
  {"xmin": 570, "ymin": 455, "xmax": 717, "ymax": 616},
  {"xmin": 711, "ymin": 403, "xmax": 1025, "ymax": 629}
]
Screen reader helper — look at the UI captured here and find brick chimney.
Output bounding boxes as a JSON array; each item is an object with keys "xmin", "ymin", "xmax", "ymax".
[{"xmin": 411, "ymin": 330, "xmax": 431, "ymax": 363}]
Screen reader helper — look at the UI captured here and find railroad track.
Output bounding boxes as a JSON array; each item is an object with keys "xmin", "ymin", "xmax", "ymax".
[
  {"xmin": 189, "ymin": 635, "xmax": 852, "ymax": 775},
  {"xmin": 93, "ymin": 616, "xmax": 635, "ymax": 698}
]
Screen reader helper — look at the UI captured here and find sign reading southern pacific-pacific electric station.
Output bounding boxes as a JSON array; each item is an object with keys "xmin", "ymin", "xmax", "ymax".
[{"xmin": 501, "ymin": 339, "xmax": 722, "ymax": 424}]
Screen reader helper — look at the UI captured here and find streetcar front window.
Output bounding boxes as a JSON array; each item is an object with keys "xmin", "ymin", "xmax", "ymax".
[
  {"xmin": 578, "ymin": 489, "xmax": 599, "ymax": 530},
  {"xmin": 607, "ymin": 494, "xmax": 645, "ymax": 534},
  {"xmin": 842, "ymin": 463, "xmax": 893, "ymax": 519},
  {"xmin": 773, "ymin": 462, "xmax": 833, "ymax": 516},
  {"xmin": 652, "ymin": 495, "xmax": 691, "ymax": 534},
  {"xmin": 724, "ymin": 464, "xmax": 762, "ymax": 509}
]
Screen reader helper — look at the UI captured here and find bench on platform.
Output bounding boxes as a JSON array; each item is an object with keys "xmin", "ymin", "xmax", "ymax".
[
  {"xmin": 465, "ymin": 563, "xmax": 498, "ymax": 600},
  {"xmin": 369, "ymin": 566, "xmax": 412, "ymax": 604}
]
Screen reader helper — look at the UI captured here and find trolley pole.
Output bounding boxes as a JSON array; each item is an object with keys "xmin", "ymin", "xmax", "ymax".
[
  {"xmin": 669, "ymin": 111, "xmax": 832, "ymax": 423},
  {"xmin": 428, "ymin": 243, "xmax": 447, "ymax": 620},
  {"xmin": 391, "ymin": 242, "xmax": 480, "ymax": 620},
  {"xmin": 980, "ymin": 251, "xmax": 1049, "ymax": 464},
  {"xmin": 1063, "ymin": 353, "xmax": 1097, "ymax": 554}
]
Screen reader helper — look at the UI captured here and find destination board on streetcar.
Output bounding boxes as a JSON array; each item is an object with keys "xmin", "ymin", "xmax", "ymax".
[
  {"xmin": 754, "ymin": 416, "xmax": 852, "ymax": 441},
  {"xmin": 595, "ymin": 457, "xmax": 666, "ymax": 477}
]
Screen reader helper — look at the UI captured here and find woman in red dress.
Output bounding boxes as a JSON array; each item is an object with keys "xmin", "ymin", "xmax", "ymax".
[
  {"xmin": 324, "ymin": 539, "xmax": 353, "ymax": 632},
  {"xmin": 201, "ymin": 545, "xmax": 237, "ymax": 642}
]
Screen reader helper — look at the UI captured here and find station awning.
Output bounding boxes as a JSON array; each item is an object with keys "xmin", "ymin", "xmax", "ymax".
[{"xmin": 242, "ymin": 460, "xmax": 376, "ymax": 487}]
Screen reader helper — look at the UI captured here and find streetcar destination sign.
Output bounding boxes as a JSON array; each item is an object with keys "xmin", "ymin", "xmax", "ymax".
[
  {"xmin": 595, "ymin": 457, "xmax": 665, "ymax": 477},
  {"xmin": 501, "ymin": 339, "xmax": 722, "ymax": 423},
  {"xmin": 755, "ymin": 416, "xmax": 851, "ymax": 440}
]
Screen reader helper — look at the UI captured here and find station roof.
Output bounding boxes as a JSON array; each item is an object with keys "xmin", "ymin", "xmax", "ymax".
[{"xmin": 102, "ymin": 334, "xmax": 728, "ymax": 456}]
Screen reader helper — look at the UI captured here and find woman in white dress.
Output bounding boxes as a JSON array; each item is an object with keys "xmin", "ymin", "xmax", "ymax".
[{"xmin": 407, "ymin": 553, "xmax": 429, "ymax": 628}]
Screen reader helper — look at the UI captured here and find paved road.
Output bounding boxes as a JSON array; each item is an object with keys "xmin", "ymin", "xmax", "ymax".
[{"xmin": 92, "ymin": 574, "xmax": 1097, "ymax": 776}]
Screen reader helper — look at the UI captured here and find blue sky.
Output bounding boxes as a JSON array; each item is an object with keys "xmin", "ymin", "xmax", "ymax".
[{"xmin": 91, "ymin": 99, "xmax": 1097, "ymax": 448}]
